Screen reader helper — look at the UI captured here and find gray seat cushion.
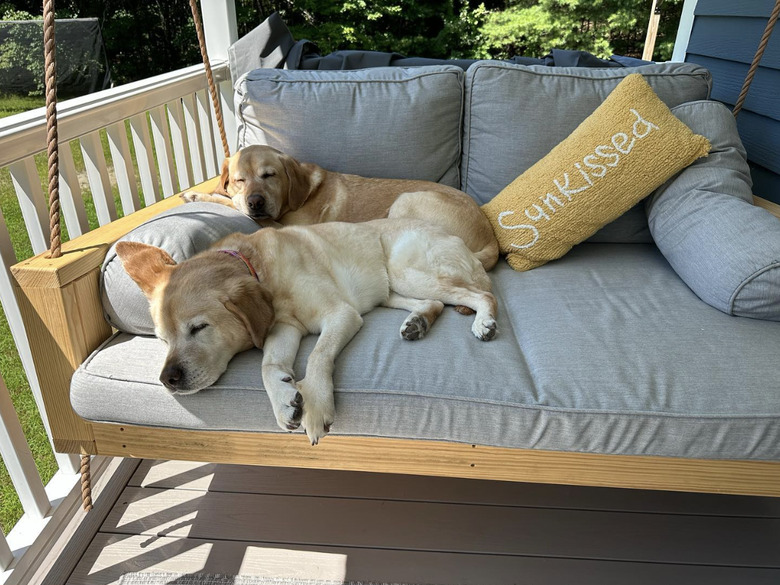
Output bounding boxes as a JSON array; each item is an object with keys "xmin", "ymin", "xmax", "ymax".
[
  {"xmin": 235, "ymin": 66, "xmax": 465, "ymax": 187},
  {"xmin": 73, "ymin": 244, "xmax": 780, "ymax": 460},
  {"xmin": 462, "ymin": 62, "xmax": 713, "ymax": 243},
  {"xmin": 647, "ymin": 100, "xmax": 780, "ymax": 321}
]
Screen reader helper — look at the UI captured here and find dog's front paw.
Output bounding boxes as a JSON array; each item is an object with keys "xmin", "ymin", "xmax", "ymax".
[
  {"xmin": 271, "ymin": 379, "xmax": 304, "ymax": 431},
  {"xmin": 472, "ymin": 317, "xmax": 497, "ymax": 341},
  {"xmin": 301, "ymin": 405, "xmax": 334, "ymax": 445},
  {"xmin": 298, "ymin": 384, "xmax": 335, "ymax": 446}
]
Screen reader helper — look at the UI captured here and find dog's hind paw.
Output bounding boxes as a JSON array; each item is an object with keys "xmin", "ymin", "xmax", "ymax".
[
  {"xmin": 179, "ymin": 190, "xmax": 199, "ymax": 203},
  {"xmin": 472, "ymin": 317, "xmax": 497, "ymax": 341},
  {"xmin": 400, "ymin": 314, "xmax": 429, "ymax": 341}
]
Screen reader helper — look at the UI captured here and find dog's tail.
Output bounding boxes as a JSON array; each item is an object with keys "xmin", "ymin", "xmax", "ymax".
[{"xmin": 474, "ymin": 237, "xmax": 500, "ymax": 271}]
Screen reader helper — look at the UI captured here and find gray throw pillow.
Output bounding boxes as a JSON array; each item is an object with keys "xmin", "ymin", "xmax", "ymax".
[
  {"xmin": 235, "ymin": 66, "xmax": 465, "ymax": 188},
  {"xmin": 101, "ymin": 202, "xmax": 261, "ymax": 335},
  {"xmin": 462, "ymin": 61, "xmax": 712, "ymax": 243},
  {"xmin": 647, "ymin": 100, "xmax": 780, "ymax": 321}
]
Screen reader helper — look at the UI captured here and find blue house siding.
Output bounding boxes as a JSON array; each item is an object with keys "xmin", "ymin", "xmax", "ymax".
[{"xmin": 684, "ymin": 0, "xmax": 780, "ymax": 203}]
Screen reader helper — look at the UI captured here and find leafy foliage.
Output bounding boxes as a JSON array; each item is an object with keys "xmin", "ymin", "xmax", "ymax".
[
  {"xmin": 475, "ymin": 0, "xmax": 684, "ymax": 61},
  {"xmin": 0, "ymin": 0, "xmax": 682, "ymax": 86}
]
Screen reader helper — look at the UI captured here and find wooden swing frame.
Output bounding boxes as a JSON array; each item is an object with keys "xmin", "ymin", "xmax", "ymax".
[{"xmin": 10, "ymin": 0, "xmax": 780, "ymax": 502}]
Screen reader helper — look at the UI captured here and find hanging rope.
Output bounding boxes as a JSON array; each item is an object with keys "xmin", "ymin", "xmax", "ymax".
[
  {"xmin": 733, "ymin": 0, "xmax": 780, "ymax": 118},
  {"xmin": 189, "ymin": 0, "xmax": 231, "ymax": 159},
  {"xmin": 43, "ymin": 0, "xmax": 61, "ymax": 258},
  {"xmin": 80, "ymin": 454, "xmax": 93, "ymax": 511}
]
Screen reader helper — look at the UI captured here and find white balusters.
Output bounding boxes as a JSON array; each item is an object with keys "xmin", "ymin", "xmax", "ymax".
[
  {"xmin": 196, "ymin": 88, "xmax": 220, "ymax": 177},
  {"xmin": 7, "ymin": 159, "xmax": 49, "ymax": 255},
  {"xmin": 149, "ymin": 105, "xmax": 177, "ymax": 198},
  {"xmin": 58, "ymin": 145, "xmax": 89, "ymax": 238},
  {"xmin": 167, "ymin": 99, "xmax": 194, "ymax": 191},
  {"xmin": 106, "ymin": 122, "xmax": 142, "ymax": 215},
  {"xmin": 0, "ymin": 378, "xmax": 50, "ymax": 521},
  {"xmin": 80, "ymin": 131, "xmax": 117, "ymax": 225},
  {"xmin": 129, "ymin": 113, "xmax": 161, "ymax": 205},
  {"xmin": 182, "ymin": 93, "xmax": 206, "ymax": 184}
]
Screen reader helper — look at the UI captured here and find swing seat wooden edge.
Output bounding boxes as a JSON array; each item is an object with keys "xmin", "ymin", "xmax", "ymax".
[{"xmin": 10, "ymin": 182, "xmax": 780, "ymax": 497}]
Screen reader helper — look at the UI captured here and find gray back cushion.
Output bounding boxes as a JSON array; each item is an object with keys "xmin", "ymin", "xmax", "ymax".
[
  {"xmin": 647, "ymin": 100, "xmax": 780, "ymax": 321},
  {"xmin": 462, "ymin": 62, "xmax": 712, "ymax": 242},
  {"xmin": 101, "ymin": 203, "xmax": 261, "ymax": 335},
  {"xmin": 236, "ymin": 66, "xmax": 464, "ymax": 187}
]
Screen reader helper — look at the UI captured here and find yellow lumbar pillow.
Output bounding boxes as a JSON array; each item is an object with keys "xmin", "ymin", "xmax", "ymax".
[{"xmin": 481, "ymin": 73, "xmax": 711, "ymax": 271}]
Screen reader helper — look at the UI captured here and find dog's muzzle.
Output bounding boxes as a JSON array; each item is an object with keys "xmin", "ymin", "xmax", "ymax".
[
  {"xmin": 160, "ymin": 363, "xmax": 184, "ymax": 392},
  {"xmin": 246, "ymin": 193, "xmax": 267, "ymax": 218}
]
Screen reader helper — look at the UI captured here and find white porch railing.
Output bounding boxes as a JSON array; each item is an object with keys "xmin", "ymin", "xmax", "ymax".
[{"xmin": 0, "ymin": 58, "xmax": 234, "ymax": 584}]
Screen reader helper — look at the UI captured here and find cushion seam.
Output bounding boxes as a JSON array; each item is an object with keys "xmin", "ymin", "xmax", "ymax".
[
  {"xmin": 468, "ymin": 62, "xmax": 710, "ymax": 83},
  {"xmin": 243, "ymin": 69, "xmax": 463, "ymax": 86},
  {"xmin": 728, "ymin": 261, "xmax": 780, "ymax": 314},
  {"xmin": 73, "ymin": 368, "xmax": 780, "ymax": 420}
]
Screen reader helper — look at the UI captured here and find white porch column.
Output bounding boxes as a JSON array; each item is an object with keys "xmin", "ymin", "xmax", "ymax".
[
  {"xmin": 200, "ymin": 0, "xmax": 239, "ymax": 154},
  {"xmin": 201, "ymin": 0, "xmax": 238, "ymax": 62}
]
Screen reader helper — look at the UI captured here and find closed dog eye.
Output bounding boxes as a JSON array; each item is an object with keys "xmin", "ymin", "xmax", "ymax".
[
  {"xmin": 261, "ymin": 171, "xmax": 275, "ymax": 179},
  {"xmin": 190, "ymin": 323, "xmax": 209, "ymax": 335}
]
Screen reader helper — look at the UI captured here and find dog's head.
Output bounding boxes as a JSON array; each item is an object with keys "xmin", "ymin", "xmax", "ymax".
[
  {"xmin": 116, "ymin": 241, "xmax": 274, "ymax": 395},
  {"xmin": 216, "ymin": 145, "xmax": 314, "ymax": 220}
]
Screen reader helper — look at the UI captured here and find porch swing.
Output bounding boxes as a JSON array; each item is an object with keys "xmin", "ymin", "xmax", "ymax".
[{"xmin": 11, "ymin": 0, "xmax": 780, "ymax": 511}]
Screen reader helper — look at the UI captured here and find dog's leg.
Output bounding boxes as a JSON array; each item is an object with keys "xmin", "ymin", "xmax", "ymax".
[
  {"xmin": 261, "ymin": 322, "xmax": 305, "ymax": 431},
  {"xmin": 180, "ymin": 190, "xmax": 236, "ymax": 208},
  {"xmin": 438, "ymin": 287, "xmax": 498, "ymax": 341},
  {"xmin": 401, "ymin": 283, "xmax": 497, "ymax": 341},
  {"xmin": 382, "ymin": 293, "xmax": 444, "ymax": 341},
  {"xmin": 299, "ymin": 306, "xmax": 364, "ymax": 445}
]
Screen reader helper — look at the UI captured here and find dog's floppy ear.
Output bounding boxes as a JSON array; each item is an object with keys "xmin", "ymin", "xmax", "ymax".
[
  {"xmin": 281, "ymin": 154, "xmax": 313, "ymax": 211},
  {"xmin": 214, "ymin": 157, "xmax": 231, "ymax": 196},
  {"xmin": 115, "ymin": 241, "xmax": 176, "ymax": 298},
  {"xmin": 222, "ymin": 281, "xmax": 274, "ymax": 349}
]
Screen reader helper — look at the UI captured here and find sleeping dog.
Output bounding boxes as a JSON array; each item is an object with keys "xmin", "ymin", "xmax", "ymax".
[
  {"xmin": 117, "ymin": 219, "xmax": 498, "ymax": 445},
  {"xmin": 180, "ymin": 145, "xmax": 499, "ymax": 271}
]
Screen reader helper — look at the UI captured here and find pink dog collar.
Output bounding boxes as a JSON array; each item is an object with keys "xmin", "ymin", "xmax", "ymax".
[{"xmin": 218, "ymin": 249, "xmax": 259, "ymax": 281}]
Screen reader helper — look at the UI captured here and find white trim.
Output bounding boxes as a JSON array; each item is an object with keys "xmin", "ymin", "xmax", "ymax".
[
  {"xmin": 0, "ymin": 62, "xmax": 229, "ymax": 169},
  {"xmin": 672, "ymin": 0, "xmax": 699, "ymax": 62}
]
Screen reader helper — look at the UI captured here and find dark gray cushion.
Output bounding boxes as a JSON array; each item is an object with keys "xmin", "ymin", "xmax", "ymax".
[
  {"xmin": 101, "ymin": 202, "xmax": 261, "ymax": 335},
  {"xmin": 647, "ymin": 100, "xmax": 780, "ymax": 321},
  {"xmin": 76, "ymin": 244, "xmax": 780, "ymax": 460},
  {"xmin": 462, "ymin": 62, "xmax": 713, "ymax": 242},
  {"xmin": 235, "ymin": 66, "xmax": 465, "ymax": 188}
]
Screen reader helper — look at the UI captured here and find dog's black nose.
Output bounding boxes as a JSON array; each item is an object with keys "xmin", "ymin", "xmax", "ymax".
[
  {"xmin": 247, "ymin": 193, "xmax": 265, "ymax": 212},
  {"xmin": 161, "ymin": 364, "xmax": 184, "ymax": 389}
]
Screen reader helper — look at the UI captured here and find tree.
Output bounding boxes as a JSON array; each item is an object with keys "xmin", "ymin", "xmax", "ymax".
[
  {"xmin": 473, "ymin": 0, "xmax": 684, "ymax": 61},
  {"xmin": 0, "ymin": 0, "xmax": 684, "ymax": 89}
]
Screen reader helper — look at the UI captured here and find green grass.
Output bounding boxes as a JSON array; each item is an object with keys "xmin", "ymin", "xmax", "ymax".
[
  {"xmin": 0, "ymin": 93, "xmax": 45, "ymax": 118},
  {"xmin": 0, "ymin": 95, "xmax": 138, "ymax": 533}
]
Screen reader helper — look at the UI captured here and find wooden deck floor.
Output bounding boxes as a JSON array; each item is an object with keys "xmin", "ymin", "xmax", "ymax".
[{"xmin": 67, "ymin": 459, "xmax": 780, "ymax": 585}]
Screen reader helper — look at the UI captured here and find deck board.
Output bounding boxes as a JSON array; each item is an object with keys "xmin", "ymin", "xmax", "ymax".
[
  {"xmin": 102, "ymin": 486, "xmax": 780, "ymax": 567},
  {"xmin": 130, "ymin": 460, "xmax": 780, "ymax": 517},
  {"xmin": 67, "ymin": 460, "xmax": 780, "ymax": 585},
  {"xmin": 70, "ymin": 534, "xmax": 780, "ymax": 585}
]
